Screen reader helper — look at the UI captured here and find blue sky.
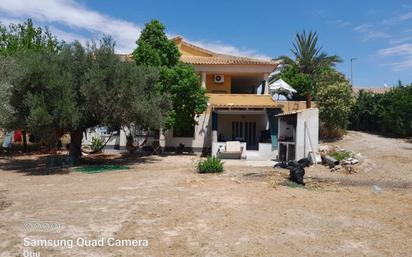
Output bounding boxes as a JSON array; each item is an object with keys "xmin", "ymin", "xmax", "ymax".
[{"xmin": 0, "ymin": 0, "xmax": 411, "ymax": 87}]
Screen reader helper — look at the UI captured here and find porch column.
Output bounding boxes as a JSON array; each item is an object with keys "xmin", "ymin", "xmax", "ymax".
[
  {"xmin": 263, "ymin": 73, "xmax": 269, "ymax": 95},
  {"xmin": 201, "ymin": 71, "xmax": 206, "ymax": 89}
]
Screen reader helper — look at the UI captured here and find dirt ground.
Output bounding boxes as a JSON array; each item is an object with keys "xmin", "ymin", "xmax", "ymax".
[{"xmin": 0, "ymin": 131, "xmax": 411, "ymax": 257}]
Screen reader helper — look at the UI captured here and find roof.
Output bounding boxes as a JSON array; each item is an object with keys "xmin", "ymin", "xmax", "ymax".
[
  {"xmin": 352, "ymin": 87, "xmax": 390, "ymax": 95},
  {"xmin": 207, "ymin": 94, "xmax": 280, "ymax": 108},
  {"xmin": 117, "ymin": 37, "xmax": 280, "ymax": 66},
  {"xmin": 275, "ymin": 109, "xmax": 305, "ymax": 117},
  {"xmin": 118, "ymin": 54, "xmax": 133, "ymax": 62},
  {"xmin": 179, "ymin": 56, "xmax": 278, "ymax": 65},
  {"xmin": 172, "ymin": 36, "xmax": 279, "ymax": 66}
]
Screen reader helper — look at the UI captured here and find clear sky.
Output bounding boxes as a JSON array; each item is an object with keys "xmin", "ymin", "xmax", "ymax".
[{"xmin": 0, "ymin": 0, "xmax": 411, "ymax": 87}]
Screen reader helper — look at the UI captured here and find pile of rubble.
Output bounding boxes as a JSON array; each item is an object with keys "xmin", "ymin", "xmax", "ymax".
[{"xmin": 319, "ymin": 145, "xmax": 363, "ymax": 174}]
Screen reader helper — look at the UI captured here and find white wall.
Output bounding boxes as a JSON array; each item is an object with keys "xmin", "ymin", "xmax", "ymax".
[{"xmin": 295, "ymin": 108, "xmax": 319, "ymax": 160}]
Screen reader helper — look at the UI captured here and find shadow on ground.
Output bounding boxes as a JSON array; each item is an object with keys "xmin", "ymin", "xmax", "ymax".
[{"xmin": 0, "ymin": 152, "xmax": 163, "ymax": 176}]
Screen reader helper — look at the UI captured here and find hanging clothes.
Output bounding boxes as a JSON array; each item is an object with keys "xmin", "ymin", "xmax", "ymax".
[
  {"xmin": 2, "ymin": 131, "xmax": 13, "ymax": 149},
  {"xmin": 13, "ymin": 129, "xmax": 22, "ymax": 143}
]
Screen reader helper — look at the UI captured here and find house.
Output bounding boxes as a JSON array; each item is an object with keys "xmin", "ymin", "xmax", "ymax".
[
  {"xmin": 84, "ymin": 37, "xmax": 312, "ymax": 160},
  {"xmin": 165, "ymin": 37, "xmax": 311, "ymax": 160}
]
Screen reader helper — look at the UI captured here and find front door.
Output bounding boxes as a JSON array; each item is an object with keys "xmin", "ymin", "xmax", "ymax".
[{"xmin": 232, "ymin": 121, "xmax": 257, "ymax": 150}]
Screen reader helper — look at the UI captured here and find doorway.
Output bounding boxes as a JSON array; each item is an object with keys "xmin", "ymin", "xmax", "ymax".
[{"xmin": 232, "ymin": 121, "xmax": 257, "ymax": 150}]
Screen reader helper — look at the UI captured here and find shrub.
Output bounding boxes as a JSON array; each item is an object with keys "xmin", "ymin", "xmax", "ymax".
[
  {"xmin": 350, "ymin": 84, "xmax": 412, "ymax": 137},
  {"xmin": 91, "ymin": 136, "xmax": 104, "ymax": 152},
  {"xmin": 329, "ymin": 150, "xmax": 352, "ymax": 161},
  {"xmin": 319, "ymin": 125, "xmax": 346, "ymax": 140},
  {"xmin": 318, "ymin": 82, "xmax": 354, "ymax": 139},
  {"xmin": 197, "ymin": 156, "xmax": 224, "ymax": 173}
]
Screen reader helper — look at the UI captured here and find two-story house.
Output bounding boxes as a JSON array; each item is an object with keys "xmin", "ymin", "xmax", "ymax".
[
  {"xmin": 85, "ymin": 37, "xmax": 308, "ymax": 160},
  {"xmin": 162, "ymin": 37, "xmax": 307, "ymax": 160}
]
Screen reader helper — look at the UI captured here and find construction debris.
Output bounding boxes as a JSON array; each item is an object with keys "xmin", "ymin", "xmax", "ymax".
[{"xmin": 319, "ymin": 144, "xmax": 363, "ymax": 174}]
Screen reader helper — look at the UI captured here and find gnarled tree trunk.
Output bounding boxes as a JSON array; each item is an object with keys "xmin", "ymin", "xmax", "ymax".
[
  {"xmin": 306, "ymin": 93, "xmax": 312, "ymax": 108},
  {"xmin": 69, "ymin": 129, "xmax": 83, "ymax": 163}
]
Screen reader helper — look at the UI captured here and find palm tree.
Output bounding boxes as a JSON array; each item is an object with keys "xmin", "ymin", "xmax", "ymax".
[{"xmin": 277, "ymin": 31, "xmax": 342, "ymax": 107}]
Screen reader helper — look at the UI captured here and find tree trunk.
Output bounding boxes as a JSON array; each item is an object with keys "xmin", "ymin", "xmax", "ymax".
[
  {"xmin": 69, "ymin": 130, "xmax": 83, "ymax": 163},
  {"xmin": 306, "ymin": 93, "xmax": 312, "ymax": 108},
  {"xmin": 22, "ymin": 130, "xmax": 27, "ymax": 153}
]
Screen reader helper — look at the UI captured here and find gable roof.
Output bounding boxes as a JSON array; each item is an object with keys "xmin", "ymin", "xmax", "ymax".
[{"xmin": 172, "ymin": 36, "xmax": 279, "ymax": 66}]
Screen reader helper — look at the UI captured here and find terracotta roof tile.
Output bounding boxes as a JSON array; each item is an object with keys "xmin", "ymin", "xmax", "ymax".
[
  {"xmin": 352, "ymin": 87, "xmax": 390, "ymax": 95},
  {"xmin": 172, "ymin": 36, "xmax": 279, "ymax": 66},
  {"xmin": 180, "ymin": 55, "xmax": 279, "ymax": 65}
]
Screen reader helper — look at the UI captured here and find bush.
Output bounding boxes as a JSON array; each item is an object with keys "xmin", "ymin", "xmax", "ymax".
[
  {"xmin": 91, "ymin": 136, "xmax": 104, "ymax": 152},
  {"xmin": 318, "ymin": 82, "xmax": 354, "ymax": 139},
  {"xmin": 197, "ymin": 156, "xmax": 224, "ymax": 173},
  {"xmin": 350, "ymin": 84, "xmax": 412, "ymax": 137},
  {"xmin": 319, "ymin": 125, "xmax": 346, "ymax": 140},
  {"xmin": 329, "ymin": 150, "xmax": 352, "ymax": 161}
]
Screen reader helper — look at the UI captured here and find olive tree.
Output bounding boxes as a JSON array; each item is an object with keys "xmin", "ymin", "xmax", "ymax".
[{"xmin": 2, "ymin": 37, "xmax": 170, "ymax": 161}]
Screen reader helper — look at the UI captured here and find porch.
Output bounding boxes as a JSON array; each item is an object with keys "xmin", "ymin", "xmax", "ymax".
[{"xmin": 210, "ymin": 107, "xmax": 282, "ymax": 161}]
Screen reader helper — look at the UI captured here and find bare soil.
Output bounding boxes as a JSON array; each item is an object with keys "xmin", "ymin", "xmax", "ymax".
[{"xmin": 0, "ymin": 131, "xmax": 411, "ymax": 257}]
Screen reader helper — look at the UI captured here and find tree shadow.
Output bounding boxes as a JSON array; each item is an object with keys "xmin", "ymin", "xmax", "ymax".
[{"xmin": 0, "ymin": 152, "xmax": 162, "ymax": 176}]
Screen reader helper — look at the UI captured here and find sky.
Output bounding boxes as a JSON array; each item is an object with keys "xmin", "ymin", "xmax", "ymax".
[{"xmin": 0, "ymin": 0, "xmax": 411, "ymax": 87}]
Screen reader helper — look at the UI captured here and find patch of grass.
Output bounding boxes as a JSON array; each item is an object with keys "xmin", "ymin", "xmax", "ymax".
[
  {"xmin": 73, "ymin": 165, "xmax": 128, "ymax": 174},
  {"xmin": 197, "ymin": 156, "xmax": 224, "ymax": 173},
  {"xmin": 285, "ymin": 181, "xmax": 305, "ymax": 188},
  {"xmin": 328, "ymin": 150, "xmax": 352, "ymax": 161}
]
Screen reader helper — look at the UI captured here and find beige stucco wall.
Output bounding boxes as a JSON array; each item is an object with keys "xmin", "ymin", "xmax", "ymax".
[
  {"xmin": 206, "ymin": 74, "xmax": 232, "ymax": 93},
  {"xmin": 163, "ymin": 110, "xmax": 212, "ymax": 150}
]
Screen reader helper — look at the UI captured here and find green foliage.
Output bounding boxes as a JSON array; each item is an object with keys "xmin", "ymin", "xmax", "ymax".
[
  {"xmin": 0, "ymin": 24, "xmax": 171, "ymax": 160},
  {"xmin": 0, "ymin": 59, "xmax": 16, "ymax": 128},
  {"xmin": 350, "ymin": 84, "xmax": 412, "ymax": 137},
  {"xmin": 329, "ymin": 150, "xmax": 352, "ymax": 161},
  {"xmin": 291, "ymin": 31, "xmax": 342, "ymax": 75},
  {"xmin": 0, "ymin": 19, "xmax": 61, "ymax": 133},
  {"xmin": 91, "ymin": 136, "xmax": 104, "ymax": 152},
  {"xmin": 279, "ymin": 63, "xmax": 312, "ymax": 100},
  {"xmin": 197, "ymin": 156, "xmax": 224, "ymax": 173},
  {"xmin": 159, "ymin": 63, "xmax": 208, "ymax": 129},
  {"xmin": 0, "ymin": 18, "xmax": 60, "ymax": 56},
  {"xmin": 133, "ymin": 20, "xmax": 207, "ymax": 130},
  {"xmin": 274, "ymin": 31, "xmax": 342, "ymax": 104},
  {"xmin": 133, "ymin": 19, "xmax": 180, "ymax": 68},
  {"xmin": 318, "ymin": 82, "xmax": 354, "ymax": 133}
]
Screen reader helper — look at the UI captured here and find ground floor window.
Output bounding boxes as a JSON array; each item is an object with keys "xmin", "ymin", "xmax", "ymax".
[{"xmin": 173, "ymin": 126, "xmax": 195, "ymax": 138}]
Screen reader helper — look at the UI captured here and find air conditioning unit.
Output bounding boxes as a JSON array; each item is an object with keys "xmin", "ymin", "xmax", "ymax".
[{"xmin": 214, "ymin": 74, "xmax": 224, "ymax": 84}]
